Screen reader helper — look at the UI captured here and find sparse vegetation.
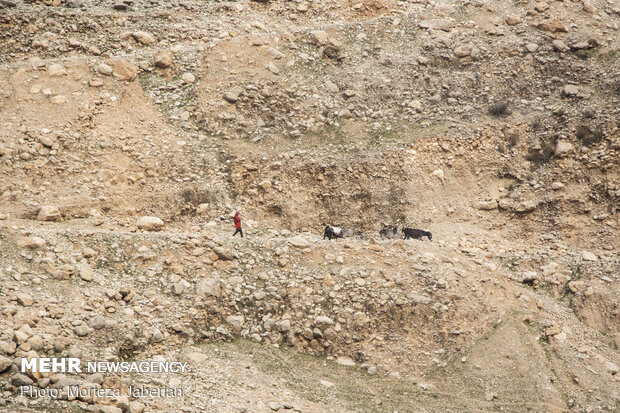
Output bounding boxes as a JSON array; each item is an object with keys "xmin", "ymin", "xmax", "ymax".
[{"xmin": 488, "ymin": 102, "xmax": 510, "ymax": 117}]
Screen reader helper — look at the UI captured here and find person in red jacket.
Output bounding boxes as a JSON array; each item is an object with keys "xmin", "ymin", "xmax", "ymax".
[{"xmin": 233, "ymin": 211, "xmax": 243, "ymax": 237}]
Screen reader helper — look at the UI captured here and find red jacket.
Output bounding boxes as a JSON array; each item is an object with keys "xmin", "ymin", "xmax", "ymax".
[{"xmin": 234, "ymin": 213, "xmax": 241, "ymax": 230}]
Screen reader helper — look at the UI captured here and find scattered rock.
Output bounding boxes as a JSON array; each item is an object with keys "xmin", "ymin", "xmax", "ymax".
[
  {"xmin": 336, "ymin": 357, "xmax": 355, "ymax": 367},
  {"xmin": 50, "ymin": 95, "xmax": 67, "ymax": 104},
  {"xmin": 48, "ymin": 63, "xmax": 67, "ymax": 77},
  {"xmin": 513, "ymin": 201, "xmax": 537, "ymax": 212},
  {"xmin": 323, "ymin": 39, "xmax": 344, "ymax": 60},
  {"xmin": 552, "ymin": 39, "xmax": 569, "ymax": 52},
  {"xmin": 132, "ymin": 31, "xmax": 156, "ymax": 45},
  {"xmin": 79, "ymin": 264, "xmax": 94, "ymax": 281},
  {"xmin": 581, "ymin": 251, "xmax": 597, "ymax": 261},
  {"xmin": 17, "ymin": 293, "xmax": 34, "ymax": 306},
  {"xmin": 224, "ymin": 87, "xmax": 244, "ymax": 103},
  {"xmin": 419, "ymin": 19, "xmax": 454, "ymax": 32},
  {"xmin": 136, "ymin": 216, "xmax": 164, "ymax": 231},
  {"xmin": 182, "ymin": 72, "xmax": 196, "ymax": 84},
  {"xmin": 154, "ymin": 50, "xmax": 173, "ymax": 68},
  {"xmin": 554, "ymin": 140, "xmax": 574, "ymax": 157},
  {"xmin": 112, "ymin": 60, "xmax": 138, "ymax": 81},
  {"xmin": 562, "ymin": 85, "xmax": 579, "ymax": 97},
  {"xmin": 454, "ymin": 45, "xmax": 472, "ymax": 57},
  {"xmin": 225, "ymin": 315, "xmax": 244, "ymax": 333},
  {"xmin": 19, "ymin": 236, "xmax": 46, "ymax": 249},
  {"xmin": 475, "ymin": 200, "xmax": 497, "ymax": 211},
  {"xmin": 37, "ymin": 205, "xmax": 61, "ymax": 221},
  {"xmin": 289, "ymin": 235, "xmax": 310, "ymax": 248},
  {"xmin": 537, "ymin": 20, "xmax": 567, "ymax": 33},
  {"xmin": 213, "ymin": 247, "xmax": 234, "ymax": 261},
  {"xmin": 96, "ymin": 63, "xmax": 113, "ymax": 76}
]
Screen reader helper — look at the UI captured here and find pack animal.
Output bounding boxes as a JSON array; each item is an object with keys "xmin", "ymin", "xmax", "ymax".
[
  {"xmin": 403, "ymin": 228, "xmax": 432, "ymax": 241},
  {"xmin": 323, "ymin": 226, "xmax": 343, "ymax": 240},
  {"xmin": 341, "ymin": 228, "xmax": 364, "ymax": 239},
  {"xmin": 379, "ymin": 227, "xmax": 399, "ymax": 239}
]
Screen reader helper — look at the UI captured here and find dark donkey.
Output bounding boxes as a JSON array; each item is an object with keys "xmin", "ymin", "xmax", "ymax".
[{"xmin": 403, "ymin": 228, "xmax": 432, "ymax": 241}]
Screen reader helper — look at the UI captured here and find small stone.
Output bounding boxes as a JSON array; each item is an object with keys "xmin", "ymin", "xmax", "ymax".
[
  {"xmin": 310, "ymin": 30, "xmax": 328, "ymax": 45},
  {"xmin": 89, "ymin": 78, "xmax": 104, "ymax": 87},
  {"xmin": 17, "ymin": 293, "xmax": 34, "ymax": 306},
  {"xmin": 268, "ymin": 402, "xmax": 281, "ymax": 411},
  {"xmin": 289, "ymin": 235, "xmax": 310, "ymax": 248},
  {"xmin": 101, "ymin": 407, "xmax": 123, "ymax": 413},
  {"xmin": 419, "ymin": 19, "xmax": 454, "ymax": 31},
  {"xmin": 266, "ymin": 61, "xmax": 279, "ymax": 74},
  {"xmin": 132, "ymin": 31, "xmax": 156, "ymax": 45},
  {"xmin": 50, "ymin": 95, "xmax": 67, "ymax": 104},
  {"xmin": 37, "ymin": 205, "xmax": 61, "ymax": 221},
  {"xmin": 325, "ymin": 80, "xmax": 339, "ymax": 93},
  {"xmin": 136, "ymin": 216, "xmax": 164, "ymax": 231},
  {"xmin": 128, "ymin": 401, "xmax": 145, "ymax": 413},
  {"xmin": 554, "ymin": 140, "xmax": 574, "ymax": 157},
  {"xmin": 513, "ymin": 201, "xmax": 536, "ymax": 212},
  {"xmin": 475, "ymin": 200, "xmax": 497, "ymax": 210},
  {"xmin": 537, "ymin": 20, "xmax": 567, "ymax": 33},
  {"xmin": 563, "ymin": 85, "xmax": 579, "ymax": 97},
  {"xmin": 225, "ymin": 315, "xmax": 244, "ymax": 333},
  {"xmin": 552, "ymin": 39, "xmax": 569, "ymax": 52},
  {"xmin": 154, "ymin": 50, "xmax": 173, "ymax": 68},
  {"xmin": 224, "ymin": 87, "xmax": 243, "ymax": 103},
  {"xmin": 11, "ymin": 374, "xmax": 34, "ymax": 387},
  {"xmin": 90, "ymin": 315, "xmax": 106, "ymax": 330},
  {"xmin": 19, "ymin": 236, "xmax": 46, "ymax": 249},
  {"xmin": 275, "ymin": 319, "xmax": 291, "ymax": 333},
  {"xmin": 0, "ymin": 356, "xmax": 12, "ymax": 372},
  {"xmin": 79, "ymin": 264, "xmax": 94, "ymax": 281},
  {"xmin": 112, "ymin": 60, "xmax": 138, "ymax": 81},
  {"xmin": 213, "ymin": 247, "xmax": 234, "ymax": 260},
  {"xmin": 182, "ymin": 72, "xmax": 195, "ymax": 84},
  {"xmin": 525, "ymin": 43, "xmax": 539, "ymax": 53},
  {"xmin": 315, "ymin": 316, "xmax": 333, "ymax": 326},
  {"xmin": 581, "ymin": 251, "xmax": 597, "ymax": 261},
  {"xmin": 568, "ymin": 281, "xmax": 585, "ymax": 293},
  {"xmin": 505, "ymin": 16, "xmax": 521, "ymax": 26},
  {"xmin": 96, "ymin": 63, "xmax": 113, "ymax": 76},
  {"xmin": 48, "ymin": 63, "xmax": 67, "ymax": 77},
  {"xmin": 336, "ymin": 357, "xmax": 355, "ymax": 367},
  {"xmin": 323, "ymin": 39, "xmax": 344, "ymax": 60},
  {"xmin": 74, "ymin": 325, "xmax": 90, "ymax": 337},
  {"xmin": 266, "ymin": 47, "xmax": 285, "ymax": 59},
  {"xmin": 454, "ymin": 45, "xmax": 472, "ymax": 57}
]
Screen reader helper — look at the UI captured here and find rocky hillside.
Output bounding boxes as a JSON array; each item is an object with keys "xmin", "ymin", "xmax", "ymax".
[{"xmin": 0, "ymin": 0, "xmax": 618, "ymax": 412}]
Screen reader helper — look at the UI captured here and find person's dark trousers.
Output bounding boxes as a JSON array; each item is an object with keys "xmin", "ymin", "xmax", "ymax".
[{"xmin": 233, "ymin": 229, "xmax": 243, "ymax": 237}]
